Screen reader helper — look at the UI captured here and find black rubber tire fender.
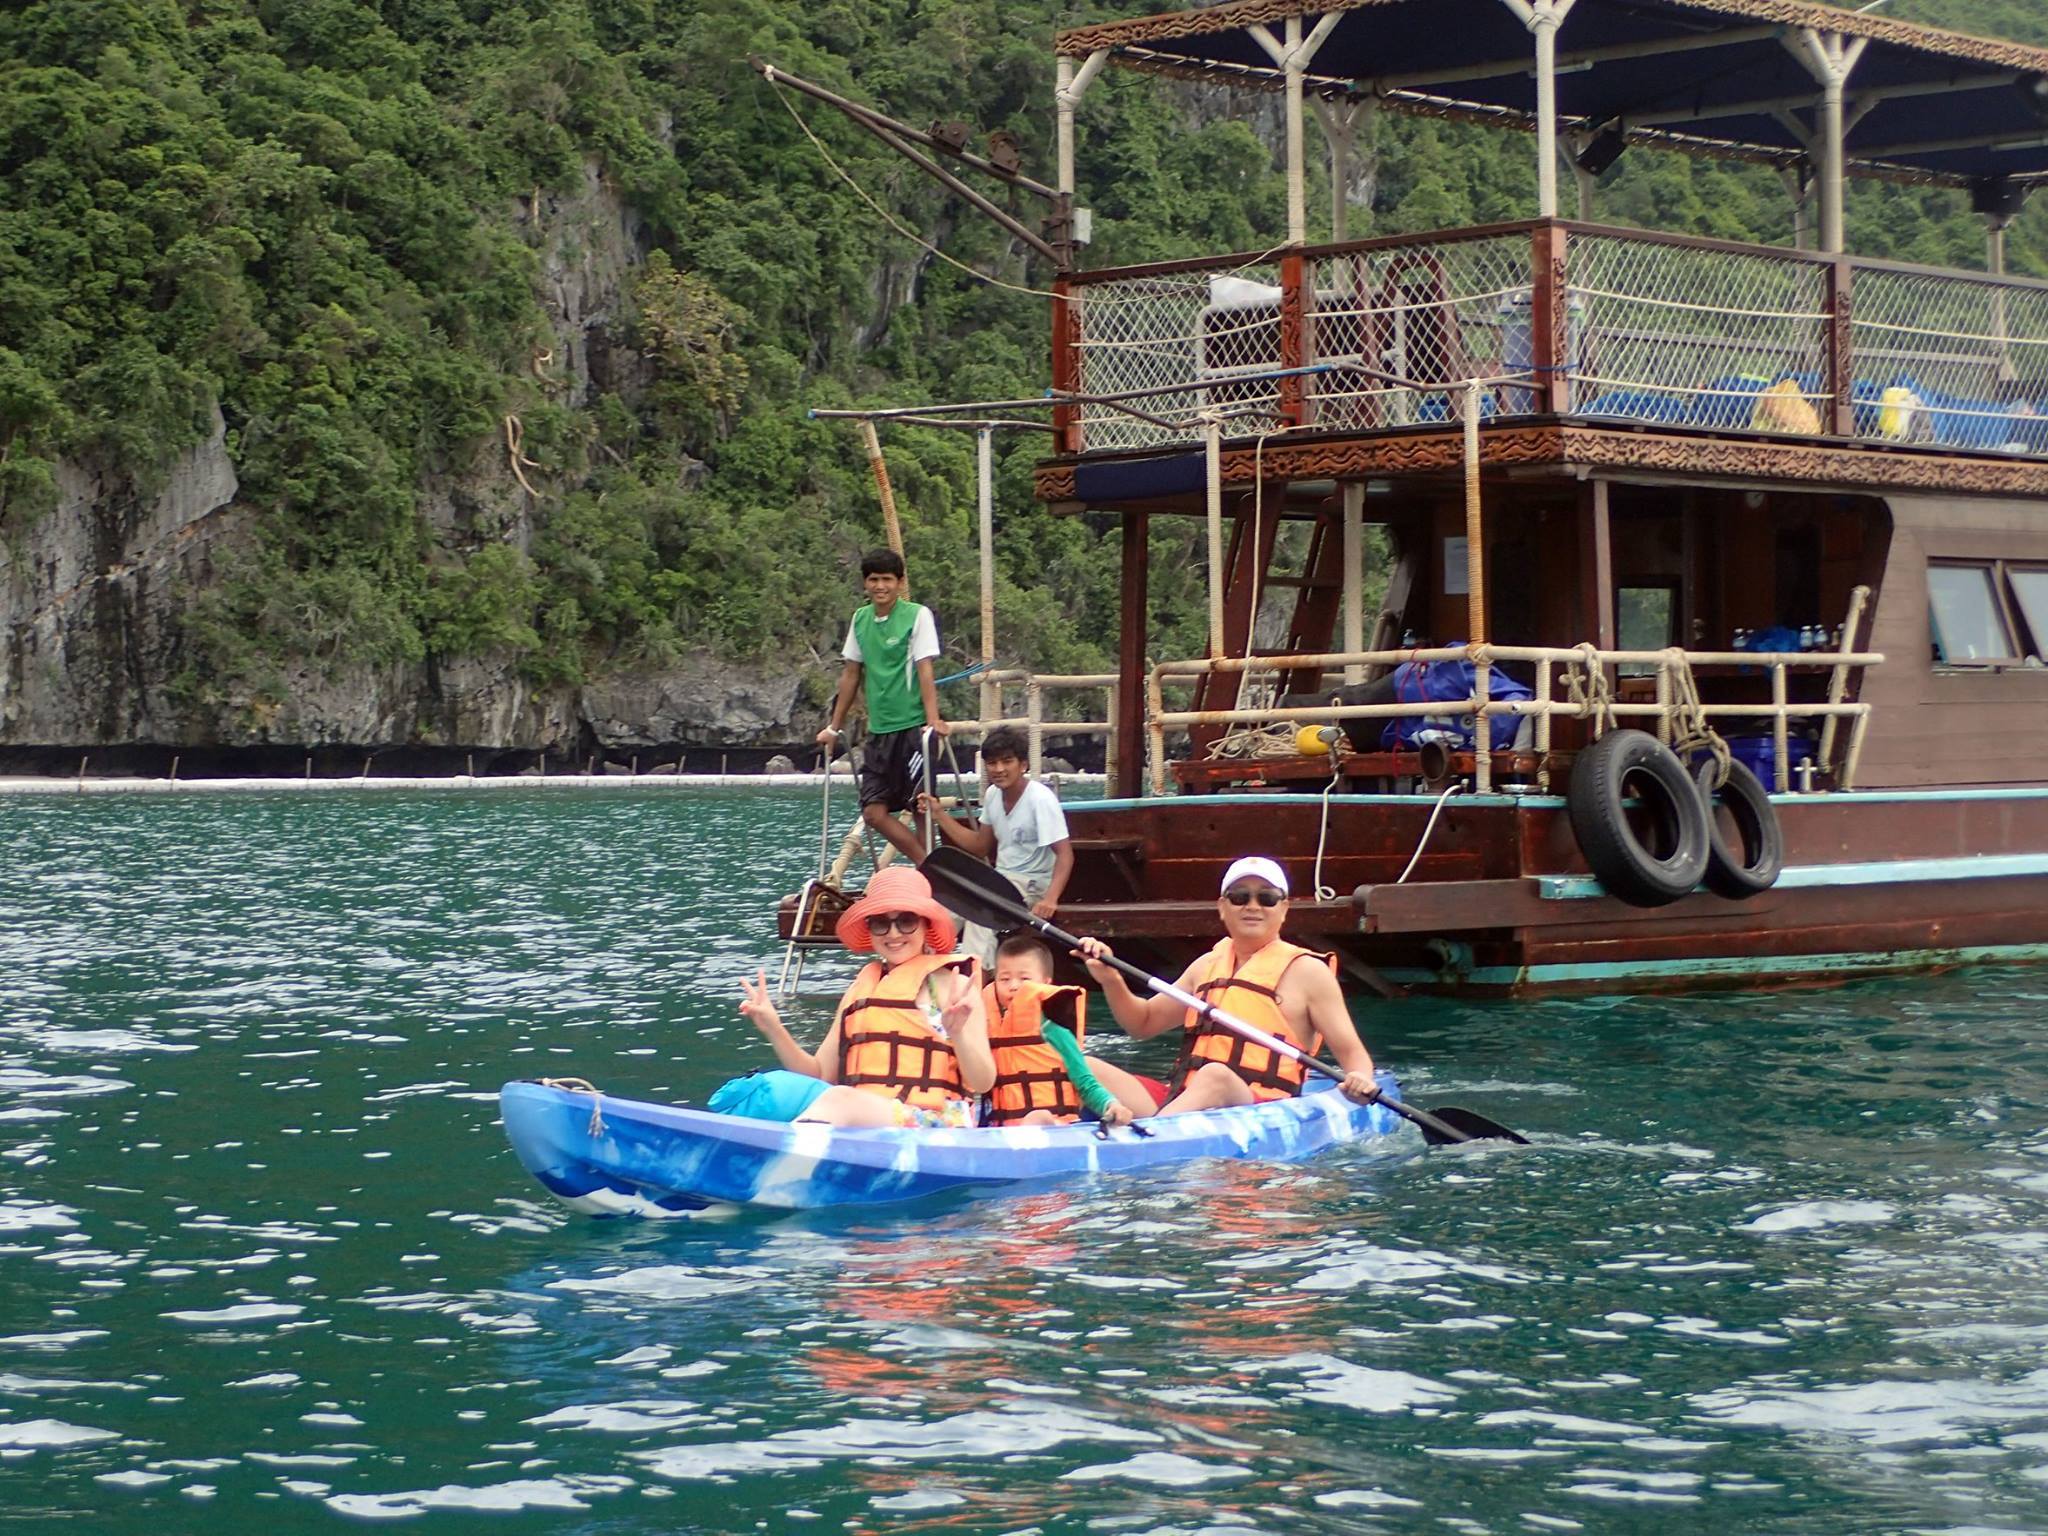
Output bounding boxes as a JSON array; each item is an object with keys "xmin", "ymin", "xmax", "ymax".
[
  {"xmin": 1567, "ymin": 728, "xmax": 1711, "ymax": 907},
  {"xmin": 1696, "ymin": 757, "xmax": 1783, "ymax": 899}
]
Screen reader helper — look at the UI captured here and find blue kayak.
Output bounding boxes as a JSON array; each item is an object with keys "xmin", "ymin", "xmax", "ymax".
[{"xmin": 498, "ymin": 1073, "xmax": 1408, "ymax": 1214}]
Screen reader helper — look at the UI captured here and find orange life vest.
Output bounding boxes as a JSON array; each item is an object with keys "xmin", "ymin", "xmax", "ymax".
[
  {"xmin": 1172, "ymin": 938, "xmax": 1336, "ymax": 1102},
  {"xmin": 837, "ymin": 954, "xmax": 979, "ymax": 1110},
  {"xmin": 981, "ymin": 981, "xmax": 1087, "ymax": 1126}
]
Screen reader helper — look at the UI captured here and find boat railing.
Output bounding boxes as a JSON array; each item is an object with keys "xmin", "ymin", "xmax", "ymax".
[
  {"xmin": 1145, "ymin": 642, "xmax": 1886, "ymax": 797},
  {"xmin": 953, "ymin": 669, "xmax": 1119, "ymax": 778},
  {"xmin": 1061, "ymin": 219, "xmax": 2048, "ymax": 458}
]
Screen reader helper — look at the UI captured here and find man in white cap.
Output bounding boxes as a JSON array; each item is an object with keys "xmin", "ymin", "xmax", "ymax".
[{"xmin": 1079, "ymin": 856, "xmax": 1377, "ymax": 1117}]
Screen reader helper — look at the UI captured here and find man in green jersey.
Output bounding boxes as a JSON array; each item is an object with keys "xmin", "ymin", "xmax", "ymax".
[{"xmin": 818, "ymin": 548, "xmax": 949, "ymax": 862}]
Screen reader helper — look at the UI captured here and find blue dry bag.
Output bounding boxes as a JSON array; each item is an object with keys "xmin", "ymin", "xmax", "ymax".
[
  {"xmin": 706, "ymin": 1070, "xmax": 830, "ymax": 1122},
  {"xmin": 1381, "ymin": 651, "xmax": 1532, "ymax": 752}
]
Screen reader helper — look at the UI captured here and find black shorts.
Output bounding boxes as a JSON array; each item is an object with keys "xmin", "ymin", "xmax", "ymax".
[{"xmin": 858, "ymin": 727, "xmax": 928, "ymax": 812}]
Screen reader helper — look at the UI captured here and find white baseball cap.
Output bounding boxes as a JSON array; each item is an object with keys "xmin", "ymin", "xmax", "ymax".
[{"xmin": 1219, "ymin": 856, "xmax": 1290, "ymax": 897}]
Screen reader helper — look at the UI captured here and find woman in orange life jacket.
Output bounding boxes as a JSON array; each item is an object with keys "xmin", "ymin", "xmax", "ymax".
[
  {"xmin": 738, "ymin": 865, "xmax": 994, "ymax": 1129},
  {"xmin": 1079, "ymin": 856, "xmax": 1377, "ymax": 1118},
  {"xmin": 984, "ymin": 934, "xmax": 1161, "ymax": 1127}
]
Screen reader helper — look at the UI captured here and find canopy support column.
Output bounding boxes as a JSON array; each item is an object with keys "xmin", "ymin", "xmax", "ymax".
[
  {"xmin": 1251, "ymin": 13, "xmax": 1343, "ymax": 245},
  {"xmin": 1312, "ymin": 96, "xmax": 1373, "ymax": 241},
  {"xmin": 1054, "ymin": 49, "xmax": 1107, "ymax": 200},
  {"xmin": 1789, "ymin": 29, "xmax": 1868, "ymax": 254},
  {"xmin": 1499, "ymin": 0, "xmax": 1578, "ymax": 218},
  {"xmin": 1054, "ymin": 48, "xmax": 1107, "ymax": 262},
  {"xmin": 1565, "ymin": 133, "xmax": 1596, "ymax": 220}
]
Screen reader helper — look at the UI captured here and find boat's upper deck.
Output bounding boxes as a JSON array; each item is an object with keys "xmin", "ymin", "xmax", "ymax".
[
  {"xmin": 1048, "ymin": 218, "xmax": 2048, "ymax": 484},
  {"xmin": 1037, "ymin": 0, "xmax": 2048, "ymax": 504}
]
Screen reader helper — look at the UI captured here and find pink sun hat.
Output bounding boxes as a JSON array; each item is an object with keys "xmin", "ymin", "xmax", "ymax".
[{"xmin": 833, "ymin": 864, "xmax": 959, "ymax": 955}]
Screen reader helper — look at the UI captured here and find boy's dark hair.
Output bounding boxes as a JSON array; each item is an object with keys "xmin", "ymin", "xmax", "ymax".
[
  {"xmin": 995, "ymin": 933, "xmax": 1055, "ymax": 973},
  {"xmin": 860, "ymin": 547, "xmax": 906, "ymax": 579},
  {"xmin": 981, "ymin": 725, "xmax": 1028, "ymax": 763}
]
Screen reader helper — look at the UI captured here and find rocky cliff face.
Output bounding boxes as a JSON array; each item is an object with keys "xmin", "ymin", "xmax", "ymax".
[
  {"xmin": 0, "ymin": 161, "xmax": 811, "ymax": 761},
  {"xmin": 0, "ymin": 405, "xmax": 241, "ymax": 747}
]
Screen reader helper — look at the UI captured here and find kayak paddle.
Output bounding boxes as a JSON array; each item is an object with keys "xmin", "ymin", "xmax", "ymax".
[{"xmin": 920, "ymin": 846, "xmax": 1527, "ymax": 1147}]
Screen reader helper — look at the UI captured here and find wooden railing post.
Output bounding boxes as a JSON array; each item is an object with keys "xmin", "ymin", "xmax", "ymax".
[
  {"xmin": 1530, "ymin": 221, "xmax": 1572, "ymax": 415},
  {"xmin": 1826, "ymin": 257, "xmax": 1855, "ymax": 438},
  {"xmin": 1279, "ymin": 249, "xmax": 1307, "ymax": 426},
  {"xmin": 1052, "ymin": 276, "xmax": 1081, "ymax": 453}
]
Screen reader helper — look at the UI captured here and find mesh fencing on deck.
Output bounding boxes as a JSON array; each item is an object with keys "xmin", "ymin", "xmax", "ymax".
[
  {"xmin": 1071, "ymin": 261, "xmax": 1284, "ymax": 452},
  {"xmin": 1059, "ymin": 225, "xmax": 2048, "ymax": 460},
  {"xmin": 1850, "ymin": 267, "xmax": 2048, "ymax": 453},
  {"xmin": 1306, "ymin": 235, "xmax": 1537, "ymax": 428},
  {"xmin": 1566, "ymin": 234, "xmax": 1830, "ymax": 431}
]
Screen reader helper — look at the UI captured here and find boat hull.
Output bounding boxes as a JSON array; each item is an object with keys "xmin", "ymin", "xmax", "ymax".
[
  {"xmin": 958, "ymin": 789, "xmax": 2048, "ymax": 997},
  {"xmin": 498, "ymin": 1075, "xmax": 1407, "ymax": 1214}
]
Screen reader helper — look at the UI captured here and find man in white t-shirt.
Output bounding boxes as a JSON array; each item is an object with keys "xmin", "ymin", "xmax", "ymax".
[{"xmin": 918, "ymin": 725, "xmax": 1073, "ymax": 965}]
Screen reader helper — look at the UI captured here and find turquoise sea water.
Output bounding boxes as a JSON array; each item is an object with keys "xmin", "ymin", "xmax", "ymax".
[{"xmin": 5, "ymin": 788, "xmax": 2048, "ymax": 1533}]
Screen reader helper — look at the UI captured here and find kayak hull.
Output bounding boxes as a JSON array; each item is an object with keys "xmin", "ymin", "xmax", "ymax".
[{"xmin": 498, "ymin": 1073, "xmax": 1408, "ymax": 1214}]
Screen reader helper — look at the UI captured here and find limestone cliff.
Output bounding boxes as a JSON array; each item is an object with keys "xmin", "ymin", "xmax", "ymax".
[{"xmin": 0, "ymin": 164, "xmax": 810, "ymax": 763}]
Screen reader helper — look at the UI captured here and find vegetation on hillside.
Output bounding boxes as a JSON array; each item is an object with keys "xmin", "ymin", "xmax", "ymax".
[{"xmin": 0, "ymin": 0, "xmax": 2042, "ymax": 728}]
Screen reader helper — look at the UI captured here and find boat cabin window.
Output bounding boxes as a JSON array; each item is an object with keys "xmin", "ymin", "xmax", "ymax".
[
  {"xmin": 1616, "ymin": 583, "xmax": 1678, "ymax": 676},
  {"xmin": 1928, "ymin": 562, "xmax": 2018, "ymax": 664},
  {"xmin": 2008, "ymin": 568, "xmax": 2048, "ymax": 659}
]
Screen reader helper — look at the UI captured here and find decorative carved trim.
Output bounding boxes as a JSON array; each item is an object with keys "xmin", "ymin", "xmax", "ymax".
[{"xmin": 1034, "ymin": 426, "xmax": 2048, "ymax": 503}]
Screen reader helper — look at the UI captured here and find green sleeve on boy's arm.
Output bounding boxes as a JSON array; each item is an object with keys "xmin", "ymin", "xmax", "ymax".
[{"xmin": 1042, "ymin": 1025, "xmax": 1117, "ymax": 1119}]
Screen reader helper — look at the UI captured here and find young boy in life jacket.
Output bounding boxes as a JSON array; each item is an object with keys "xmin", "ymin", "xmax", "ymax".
[
  {"xmin": 738, "ymin": 866, "xmax": 994, "ymax": 1128},
  {"xmin": 1078, "ymin": 856, "xmax": 1378, "ymax": 1115},
  {"xmin": 984, "ymin": 934, "xmax": 1162, "ymax": 1127}
]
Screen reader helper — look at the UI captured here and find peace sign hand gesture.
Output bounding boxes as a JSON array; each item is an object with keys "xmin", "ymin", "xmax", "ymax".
[
  {"xmin": 935, "ymin": 968, "xmax": 978, "ymax": 1038},
  {"xmin": 739, "ymin": 970, "xmax": 782, "ymax": 1035}
]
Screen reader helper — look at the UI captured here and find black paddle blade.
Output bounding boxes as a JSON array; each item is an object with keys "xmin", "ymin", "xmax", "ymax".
[
  {"xmin": 920, "ymin": 845, "xmax": 1032, "ymax": 931},
  {"xmin": 1422, "ymin": 1105, "xmax": 1530, "ymax": 1146}
]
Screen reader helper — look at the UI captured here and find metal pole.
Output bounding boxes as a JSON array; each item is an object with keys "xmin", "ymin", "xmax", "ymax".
[
  {"xmin": 1285, "ymin": 16, "xmax": 1307, "ymax": 246},
  {"xmin": 1463, "ymin": 380, "xmax": 1486, "ymax": 645},
  {"xmin": 1054, "ymin": 49, "xmax": 1107, "ymax": 200},
  {"xmin": 1205, "ymin": 416, "xmax": 1226, "ymax": 658},
  {"xmin": 1056, "ymin": 55, "xmax": 1076, "ymax": 199},
  {"xmin": 1772, "ymin": 663, "xmax": 1791, "ymax": 793},
  {"xmin": 1790, "ymin": 30, "xmax": 1865, "ymax": 256},
  {"xmin": 1465, "ymin": 375, "xmax": 1491, "ymax": 793},
  {"xmin": 1342, "ymin": 481, "xmax": 1366, "ymax": 684},
  {"xmin": 1820, "ymin": 71, "xmax": 1846, "ymax": 255},
  {"xmin": 1534, "ymin": 9, "xmax": 1562, "ymax": 219},
  {"xmin": 1326, "ymin": 104, "xmax": 1352, "ymax": 241},
  {"xmin": 976, "ymin": 425, "xmax": 997, "ymax": 731}
]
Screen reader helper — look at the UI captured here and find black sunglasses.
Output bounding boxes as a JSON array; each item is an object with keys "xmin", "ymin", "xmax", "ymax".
[
  {"xmin": 1224, "ymin": 887, "xmax": 1284, "ymax": 908},
  {"xmin": 865, "ymin": 912, "xmax": 925, "ymax": 936}
]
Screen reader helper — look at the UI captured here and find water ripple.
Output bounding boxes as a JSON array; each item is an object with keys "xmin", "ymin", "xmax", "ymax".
[{"xmin": 6, "ymin": 789, "xmax": 2048, "ymax": 1530}]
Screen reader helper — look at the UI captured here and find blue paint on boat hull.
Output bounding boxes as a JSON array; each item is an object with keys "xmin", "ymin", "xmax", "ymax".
[
  {"xmin": 499, "ymin": 1074, "xmax": 1408, "ymax": 1214},
  {"xmin": 1383, "ymin": 941, "xmax": 2048, "ymax": 991}
]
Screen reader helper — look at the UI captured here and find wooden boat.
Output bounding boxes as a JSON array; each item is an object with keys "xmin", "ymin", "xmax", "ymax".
[
  {"xmin": 778, "ymin": 0, "xmax": 2048, "ymax": 996},
  {"xmin": 498, "ymin": 1075, "xmax": 1408, "ymax": 1214}
]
